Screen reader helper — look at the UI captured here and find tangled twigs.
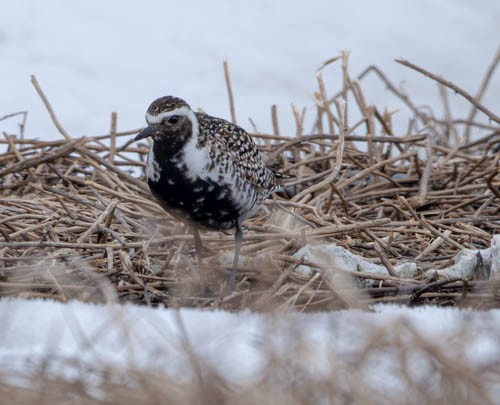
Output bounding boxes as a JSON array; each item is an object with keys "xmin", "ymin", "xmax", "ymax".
[{"xmin": 0, "ymin": 55, "xmax": 498, "ymax": 310}]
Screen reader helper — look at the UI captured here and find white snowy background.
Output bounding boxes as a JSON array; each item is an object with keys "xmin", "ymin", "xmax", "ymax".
[
  {"xmin": 0, "ymin": 0, "xmax": 499, "ymax": 398},
  {"xmin": 1, "ymin": 0, "xmax": 499, "ymax": 138}
]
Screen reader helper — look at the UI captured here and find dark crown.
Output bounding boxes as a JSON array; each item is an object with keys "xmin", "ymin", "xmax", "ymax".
[{"xmin": 146, "ymin": 96, "xmax": 191, "ymax": 115}]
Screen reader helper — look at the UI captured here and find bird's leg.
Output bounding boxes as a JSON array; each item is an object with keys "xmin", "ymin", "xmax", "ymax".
[
  {"xmin": 192, "ymin": 226, "xmax": 203, "ymax": 266},
  {"xmin": 192, "ymin": 225, "xmax": 207, "ymax": 293},
  {"xmin": 229, "ymin": 219, "xmax": 243, "ymax": 290}
]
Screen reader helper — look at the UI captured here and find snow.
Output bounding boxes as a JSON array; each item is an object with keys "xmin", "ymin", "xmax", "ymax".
[
  {"xmin": 292, "ymin": 243, "xmax": 419, "ymax": 280},
  {"xmin": 1, "ymin": 0, "xmax": 499, "ymax": 139},
  {"xmin": 292, "ymin": 235, "xmax": 499, "ymax": 283},
  {"xmin": 0, "ymin": 298, "xmax": 499, "ymax": 395}
]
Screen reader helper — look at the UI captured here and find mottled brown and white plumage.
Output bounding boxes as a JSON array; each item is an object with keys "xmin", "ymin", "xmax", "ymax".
[{"xmin": 135, "ymin": 96, "xmax": 281, "ymax": 286}]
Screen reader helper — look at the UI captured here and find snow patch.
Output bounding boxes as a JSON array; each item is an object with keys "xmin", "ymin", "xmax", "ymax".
[{"xmin": 292, "ymin": 235, "xmax": 499, "ymax": 283}]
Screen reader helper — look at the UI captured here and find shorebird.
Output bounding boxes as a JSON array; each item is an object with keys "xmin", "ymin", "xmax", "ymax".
[{"xmin": 135, "ymin": 96, "xmax": 281, "ymax": 286}]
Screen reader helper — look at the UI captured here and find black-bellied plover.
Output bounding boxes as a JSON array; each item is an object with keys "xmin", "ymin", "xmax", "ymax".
[{"xmin": 135, "ymin": 96, "xmax": 281, "ymax": 286}]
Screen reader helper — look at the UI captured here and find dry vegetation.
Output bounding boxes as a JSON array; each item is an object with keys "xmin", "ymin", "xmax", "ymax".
[
  {"xmin": 1, "ymin": 52, "xmax": 499, "ymax": 310},
  {"xmin": 0, "ymin": 51, "xmax": 499, "ymax": 403}
]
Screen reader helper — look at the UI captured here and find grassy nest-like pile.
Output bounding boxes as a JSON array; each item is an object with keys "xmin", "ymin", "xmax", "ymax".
[{"xmin": 0, "ymin": 53, "xmax": 499, "ymax": 310}]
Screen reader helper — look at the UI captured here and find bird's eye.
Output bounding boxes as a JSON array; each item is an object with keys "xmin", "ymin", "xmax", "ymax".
[{"xmin": 165, "ymin": 115, "xmax": 180, "ymax": 125}]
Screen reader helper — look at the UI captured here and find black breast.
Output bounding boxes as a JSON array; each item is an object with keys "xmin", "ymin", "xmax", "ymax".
[{"xmin": 148, "ymin": 157, "xmax": 240, "ymax": 231}]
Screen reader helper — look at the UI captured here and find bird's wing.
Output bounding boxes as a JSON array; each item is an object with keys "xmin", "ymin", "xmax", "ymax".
[{"xmin": 196, "ymin": 113, "xmax": 279, "ymax": 193}]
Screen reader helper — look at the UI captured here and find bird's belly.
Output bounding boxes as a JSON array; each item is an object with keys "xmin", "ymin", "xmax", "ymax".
[{"xmin": 148, "ymin": 174, "xmax": 257, "ymax": 230}]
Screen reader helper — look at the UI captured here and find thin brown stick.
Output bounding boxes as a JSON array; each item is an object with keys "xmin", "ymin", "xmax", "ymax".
[
  {"xmin": 77, "ymin": 200, "xmax": 118, "ymax": 243},
  {"xmin": 30, "ymin": 75, "xmax": 73, "ymax": 140},
  {"xmin": 0, "ymin": 139, "xmax": 82, "ymax": 177},
  {"xmin": 316, "ymin": 55, "xmax": 341, "ymax": 72},
  {"xmin": 271, "ymin": 104, "xmax": 280, "ymax": 136},
  {"xmin": 109, "ymin": 112, "xmax": 117, "ymax": 162},
  {"xmin": 395, "ymin": 59, "xmax": 500, "ymax": 124},
  {"xmin": 317, "ymin": 74, "xmax": 336, "ymax": 133},
  {"xmin": 409, "ymin": 135, "xmax": 432, "ymax": 208},
  {"xmin": 464, "ymin": 46, "xmax": 500, "ymax": 140},
  {"xmin": 223, "ymin": 60, "xmax": 237, "ymax": 124},
  {"xmin": 336, "ymin": 151, "xmax": 417, "ymax": 190},
  {"xmin": 291, "ymin": 100, "xmax": 345, "ymax": 202},
  {"xmin": 291, "ymin": 103, "xmax": 305, "ymax": 137},
  {"xmin": 439, "ymin": 84, "xmax": 458, "ymax": 144}
]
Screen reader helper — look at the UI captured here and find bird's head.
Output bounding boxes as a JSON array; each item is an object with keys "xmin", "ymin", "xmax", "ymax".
[{"xmin": 134, "ymin": 96, "xmax": 198, "ymax": 146}]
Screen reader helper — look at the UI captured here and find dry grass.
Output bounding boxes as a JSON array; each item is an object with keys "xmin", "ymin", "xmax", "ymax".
[{"xmin": 1, "ymin": 52, "xmax": 499, "ymax": 311}]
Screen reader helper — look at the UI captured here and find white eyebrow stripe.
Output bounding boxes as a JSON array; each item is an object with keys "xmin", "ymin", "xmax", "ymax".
[
  {"xmin": 145, "ymin": 105, "xmax": 200, "ymax": 145},
  {"xmin": 145, "ymin": 106, "xmax": 192, "ymax": 124}
]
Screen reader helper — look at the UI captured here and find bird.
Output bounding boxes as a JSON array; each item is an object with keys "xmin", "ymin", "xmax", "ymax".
[{"xmin": 134, "ymin": 96, "xmax": 282, "ymax": 287}]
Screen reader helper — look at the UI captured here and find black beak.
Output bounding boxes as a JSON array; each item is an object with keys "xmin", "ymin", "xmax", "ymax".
[{"xmin": 134, "ymin": 126, "xmax": 163, "ymax": 141}]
